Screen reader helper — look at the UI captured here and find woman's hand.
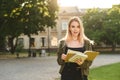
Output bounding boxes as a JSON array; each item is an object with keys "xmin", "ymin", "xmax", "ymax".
[
  {"xmin": 75, "ymin": 58, "xmax": 84, "ymax": 65},
  {"xmin": 61, "ymin": 54, "xmax": 67, "ymax": 60}
]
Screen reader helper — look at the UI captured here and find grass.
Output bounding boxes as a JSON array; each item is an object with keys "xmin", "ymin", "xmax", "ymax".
[{"xmin": 89, "ymin": 62, "xmax": 120, "ymax": 80}]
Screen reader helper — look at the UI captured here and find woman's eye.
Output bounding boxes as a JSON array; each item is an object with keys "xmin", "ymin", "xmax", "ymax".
[
  {"xmin": 77, "ymin": 26, "xmax": 80, "ymax": 28},
  {"xmin": 71, "ymin": 26, "xmax": 75, "ymax": 28},
  {"xmin": 71, "ymin": 25, "xmax": 80, "ymax": 28}
]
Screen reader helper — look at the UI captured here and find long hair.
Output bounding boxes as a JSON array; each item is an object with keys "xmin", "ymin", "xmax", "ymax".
[{"xmin": 63, "ymin": 16, "xmax": 92, "ymax": 44}]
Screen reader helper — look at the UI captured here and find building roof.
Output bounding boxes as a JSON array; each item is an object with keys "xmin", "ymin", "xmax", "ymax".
[
  {"xmin": 58, "ymin": 6, "xmax": 83, "ymax": 16},
  {"xmin": 59, "ymin": 7, "xmax": 79, "ymax": 13}
]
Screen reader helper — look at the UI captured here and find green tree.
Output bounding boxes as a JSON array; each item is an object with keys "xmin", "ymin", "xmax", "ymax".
[
  {"xmin": 20, "ymin": 0, "xmax": 58, "ymax": 55},
  {"xmin": 102, "ymin": 5, "xmax": 120, "ymax": 51},
  {"xmin": 83, "ymin": 5, "xmax": 120, "ymax": 51},
  {"xmin": 0, "ymin": 0, "xmax": 23, "ymax": 53},
  {"xmin": 0, "ymin": 0, "xmax": 58, "ymax": 54},
  {"xmin": 83, "ymin": 8, "xmax": 107, "ymax": 45}
]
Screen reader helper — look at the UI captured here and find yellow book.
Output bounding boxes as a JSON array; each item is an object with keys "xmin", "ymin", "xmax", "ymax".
[
  {"xmin": 84, "ymin": 51, "xmax": 99, "ymax": 61},
  {"xmin": 65, "ymin": 49, "xmax": 88, "ymax": 63},
  {"xmin": 65, "ymin": 49, "xmax": 99, "ymax": 63}
]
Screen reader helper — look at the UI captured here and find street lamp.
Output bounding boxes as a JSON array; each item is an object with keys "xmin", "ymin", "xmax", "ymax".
[{"xmin": 48, "ymin": 27, "xmax": 50, "ymax": 56}]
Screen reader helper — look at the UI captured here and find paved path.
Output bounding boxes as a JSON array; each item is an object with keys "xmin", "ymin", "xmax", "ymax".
[
  {"xmin": 0, "ymin": 54, "xmax": 120, "ymax": 80},
  {"xmin": 90, "ymin": 54, "xmax": 120, "ymax": 68}
]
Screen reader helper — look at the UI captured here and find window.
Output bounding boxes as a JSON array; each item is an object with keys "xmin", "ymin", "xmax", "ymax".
[
  {"xmin": 30, "ymin": 38, "xmax": 35, "ymax": 47},
  {"xmin": 41, "ymin": 37, "xmax": 45, "ymax": 47},
  {"xmin": 17, "ymin": 38, "xmax": 24, "ymax": 49},
  {"xmin": 61, "ymin": 21, "xmax": 68, "ymax": 30},
  {"xmin": 17, "ymin": 38, "xmax": 24, "ymax": 46},
  {"xmin": 51, "ymin": 37, "xmax": 57, "ymax": 46}
]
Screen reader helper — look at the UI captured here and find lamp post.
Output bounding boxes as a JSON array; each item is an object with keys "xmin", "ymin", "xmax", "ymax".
[{"xmin": 48, "ymin": 27, "xmax": 50, "ymax": 56}]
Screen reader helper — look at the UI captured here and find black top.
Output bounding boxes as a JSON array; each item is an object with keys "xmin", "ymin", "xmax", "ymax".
[{"xmin": 65, "ymin": 46, "xmax": 85, "ymax": 54}]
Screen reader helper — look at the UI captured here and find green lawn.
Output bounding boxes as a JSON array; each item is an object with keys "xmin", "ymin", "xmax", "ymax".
[{"xmin": 89, "ymin": 62, "xmax": 120, "ymax": 80}]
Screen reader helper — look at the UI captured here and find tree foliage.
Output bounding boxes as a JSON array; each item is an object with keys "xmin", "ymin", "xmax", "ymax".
[
  {"xmin": 102, "ymin": 5, "xmax": 120, "ymax": 51},
  {"xmin": 83, "ymin": 8, "xmax": 107, "ymax": 44},
  {"xmin": 0, "ymin": 0, "xmax": 23, "ymax": 52},
  {"xmin": 0, "ymin": 0, "xmax": 58, "ymax": 53},
  {"xmin": 83, "ymin": 4, "xmax": 120, "ymax": 51}
]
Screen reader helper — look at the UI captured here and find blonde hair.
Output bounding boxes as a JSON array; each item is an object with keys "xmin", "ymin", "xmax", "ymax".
[{"xmin": 63, "ymin": 16, "xmax": 92, "ymax": 44}]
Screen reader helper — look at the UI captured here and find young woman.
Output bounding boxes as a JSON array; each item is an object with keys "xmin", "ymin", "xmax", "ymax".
[{"xmin": 57, "ymin": 16, "xmax": 94, "ymax": 80}]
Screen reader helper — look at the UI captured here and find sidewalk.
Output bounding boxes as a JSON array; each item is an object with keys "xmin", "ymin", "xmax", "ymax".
[
  {"xmin": 90, "ymin": 54, "xmax": 120, "ymax": 68},
  {"xmin": 0, "ymin": 54, "xmax": 120, "ymax": 80}
]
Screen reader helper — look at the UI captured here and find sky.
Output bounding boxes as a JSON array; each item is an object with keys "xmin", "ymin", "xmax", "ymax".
[{"xmin": 58, "ymin": 0, "xmax": 120, "ymax": 8}]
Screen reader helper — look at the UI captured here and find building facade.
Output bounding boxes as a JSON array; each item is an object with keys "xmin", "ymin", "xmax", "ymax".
[{"xmin": 17, "ymin": 7, "xmax": 83, "ymax": 50}]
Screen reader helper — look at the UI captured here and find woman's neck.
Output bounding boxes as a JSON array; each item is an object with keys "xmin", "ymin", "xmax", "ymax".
[
  {"xmin": 67, "ymin": 40, "xmax": 84, "ymax": 48},
  {"xmin": 72, "ymin": 36, "xmax": 78, "ymax": 41}
]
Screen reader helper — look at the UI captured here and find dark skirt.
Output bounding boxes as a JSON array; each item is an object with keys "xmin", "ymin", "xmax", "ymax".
[{"xmin": 61, "ymin": 62, "xmax": 83, "ymax": 80}]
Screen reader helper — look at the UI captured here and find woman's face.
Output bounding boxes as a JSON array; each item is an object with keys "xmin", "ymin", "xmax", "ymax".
[{"xmin": 69, "ymin": 21, "xmax": 80, "ymax": 37}]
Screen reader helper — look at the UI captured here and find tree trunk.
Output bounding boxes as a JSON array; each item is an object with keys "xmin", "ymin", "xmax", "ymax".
[
  {"xmin": 111, "ymin": 43, "xmax": 116, "ymax": 52},
  {"xmin": 8, "ymin": 36, "xmax": 18, "ymax": 54},
  {"xmin": 8, "ymin": 37, "xmax": 15, "ymax": 54},
  {"xmin": 0, "ymin": 36, "xmax": 6, "ymax": 51},
  {"xmin": 28, "ymin": 35, "xmax": 31, "ymax": 57}
]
